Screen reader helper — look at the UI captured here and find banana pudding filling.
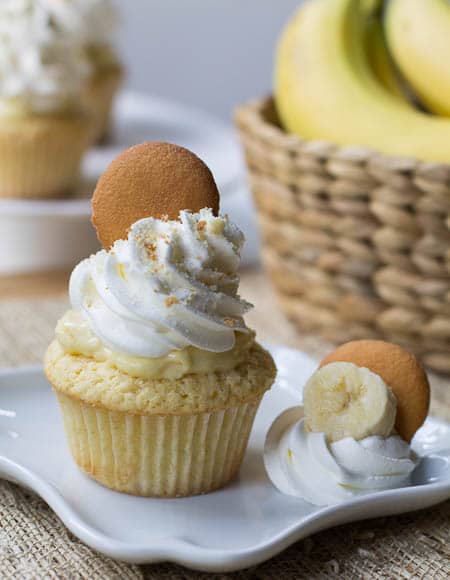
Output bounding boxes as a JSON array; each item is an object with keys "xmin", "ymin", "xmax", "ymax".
[{"xmin": 264, "ymin": 339, "xmax": 430, "ymax": 506}]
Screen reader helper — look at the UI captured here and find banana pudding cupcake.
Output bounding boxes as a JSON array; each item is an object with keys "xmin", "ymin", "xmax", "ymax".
[
  {"xmin": 0, "ymin": 0, "xmax": 92, "ymax": 198},
  {"xmin": 265, "ymin": 340, "xmax": 430, "ymax": 505},
  {"xmin": 47, "ymin": 0, "xmax": 123, "ymax": 143},
  {"xmin": 45, "ymin": 142, "xmax": 276, "ymax": 497}
]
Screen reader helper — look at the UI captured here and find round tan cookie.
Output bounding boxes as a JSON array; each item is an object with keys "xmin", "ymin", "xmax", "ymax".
[
  {"xmin": 320, "ymin": 340, "xmax": 430, "ymax": 442},
  {"xmin": 92, "ymin": 142, "xmax": 220, "ymax": 248}
]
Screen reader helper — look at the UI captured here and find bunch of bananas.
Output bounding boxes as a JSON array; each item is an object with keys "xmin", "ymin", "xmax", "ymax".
[{"xmin": 275, "ymin": 0, "xmax": 450, "ymax": 162}]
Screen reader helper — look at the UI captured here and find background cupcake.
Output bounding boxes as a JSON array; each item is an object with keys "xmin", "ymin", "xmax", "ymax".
[
  {"xmin": 0, "ymin": 0, "xmax": 93, "ymax": 199},
  {"xmin": 45, "ymin": 142, "xmax": 276, "ymax": 497},
  {"xmin": 47, "ymin": 0, "xmax": 123, "ymax": 143}
]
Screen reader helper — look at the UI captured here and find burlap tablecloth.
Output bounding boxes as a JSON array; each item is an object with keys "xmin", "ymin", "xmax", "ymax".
[{"xmin": 1, "ymin": 292, "xmax": 449, "ymax": 579}]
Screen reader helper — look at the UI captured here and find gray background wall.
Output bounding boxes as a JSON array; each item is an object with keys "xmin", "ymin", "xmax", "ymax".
[{"xmin": 116, "ymin": 0, "xmax": 301, "ymax": 121}]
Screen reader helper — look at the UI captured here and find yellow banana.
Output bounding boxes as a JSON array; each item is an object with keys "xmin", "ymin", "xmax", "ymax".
[
  {"xmin": 303, "ymin": 362, "xmax": 397, "ymax": 442},
  {"xmin": 366, "ymin": 17, "xmax": 405, "ymax": 100},
  {"xmin": 275, "ymin": 0, "xmax": 450, "ymax": 162},
  {"xmin": 356, "ymin": 0, "xmax": 407, "ymax": 100},
  {"xmin": 385, "ymin": 0, "xmax": 450, "ymax": 117}
]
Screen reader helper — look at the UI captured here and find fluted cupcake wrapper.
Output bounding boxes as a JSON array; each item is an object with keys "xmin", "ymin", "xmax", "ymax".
[
  {"xmin": 57, "ymin": 393, "xmax": 261, "ymax": 497},
  {"xmin": 0, "ymin": 115, "xmax": 91, "ymax": 199}
]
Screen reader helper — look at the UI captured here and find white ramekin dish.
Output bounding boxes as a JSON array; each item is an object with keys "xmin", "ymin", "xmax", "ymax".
[{"xmin": 0, "ymin": 196, "xmax": 98, "ymax": 274}]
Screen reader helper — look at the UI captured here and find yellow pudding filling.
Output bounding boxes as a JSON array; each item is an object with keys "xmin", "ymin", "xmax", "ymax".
[{"xmin": 56, "ymin": 310, "xmax": 255, "ymax": 380}]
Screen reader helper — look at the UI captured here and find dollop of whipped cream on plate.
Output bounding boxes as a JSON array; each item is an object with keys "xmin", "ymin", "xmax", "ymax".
[
  {"xmin": 0, "ymin": 0, "xmax": 90, "ymax": 113},
  {"xmin": 264, "ymin": 409, "xmax": 417, "ymax": 506},
  {"xmin": 70, "ymin": 209, "xmax": 252, "ymax": 358}
]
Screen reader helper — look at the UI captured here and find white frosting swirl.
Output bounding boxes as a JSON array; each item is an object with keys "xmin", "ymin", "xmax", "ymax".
[
  {"xmin": 43, "ymin": 0, "xmax": 118, "ymax": 47},
  {"xmin": 70, "ymin": 209, "xmax": 252, "ymax": 358},
  {"xmin": 264, "ymin": 411, "xmax": 417, "ymax": 506},
  {"xmin": 0, "ymin": 0, "xmax": 90, "ymax": 112}
]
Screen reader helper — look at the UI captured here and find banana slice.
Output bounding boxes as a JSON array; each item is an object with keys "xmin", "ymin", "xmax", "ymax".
[{"xmin": 303, "ymin": 362, "xmax": 397, "ymax": 442}]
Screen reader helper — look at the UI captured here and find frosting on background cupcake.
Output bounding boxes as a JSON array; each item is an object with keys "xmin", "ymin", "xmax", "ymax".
[
  {"xmin": 0, "ymin": 0, "xmax": 90, "ymax": 113},
  {"xmin": 43, "ymin": 0, "xmax": 118, "ymax": 48}
]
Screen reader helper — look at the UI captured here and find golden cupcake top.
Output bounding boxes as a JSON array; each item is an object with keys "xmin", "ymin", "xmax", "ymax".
[{"xmin": 45, "ymin": 338, "xmax": 276, "ymax": 415}]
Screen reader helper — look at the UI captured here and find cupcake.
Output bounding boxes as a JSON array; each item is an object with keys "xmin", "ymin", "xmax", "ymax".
[
  {"xmin": 45, "ymin": 142, "xmax": 276, "ymax": 497},
  {"xmin": 47, "ymin": 0, "xmax": 123, "ymax": 143},
  {"xmin": 0, "ymin": 0, "xmax": 92, "ymax": 199},
  {"xmin": 265, "ymin": 340, "xmax": 430, "ymax": 505}
]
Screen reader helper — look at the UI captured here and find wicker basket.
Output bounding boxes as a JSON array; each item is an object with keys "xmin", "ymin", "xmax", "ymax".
[{"xmin": 235, "ymin": 98, "xmax": 450, "ymax": 374}]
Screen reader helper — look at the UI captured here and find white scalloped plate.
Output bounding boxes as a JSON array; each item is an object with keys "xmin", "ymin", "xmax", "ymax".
[{"xmin": 1, "ymin": 345, "xmax": 450, "ymax": 572}]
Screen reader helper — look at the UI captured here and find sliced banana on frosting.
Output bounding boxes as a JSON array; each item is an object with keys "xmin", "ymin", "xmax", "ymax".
[{"xmin": 303, "ymin": 362, "xmax": 397, "ymax": 442}]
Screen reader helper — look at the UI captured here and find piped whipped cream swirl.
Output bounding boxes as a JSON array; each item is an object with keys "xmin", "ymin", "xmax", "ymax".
[
  {"xmin": 43, "ymin": 0, "xmax": 119, "ymax": 48},
  {"xmin": 0, "ymin": 0, "xmax": 90, "ymax": 113},
  {"xmin": 264, "ymin": 412, "xmax": 417, "ymax": 506},
  {"xmin": 70, "ymin": 209, "xmax": 252, "ymax": 358}
]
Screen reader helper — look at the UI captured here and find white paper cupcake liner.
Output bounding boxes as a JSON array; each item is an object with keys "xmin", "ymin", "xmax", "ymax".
[
  {"xmin": 0, "ymin": 115, "xmax": 91, "ymax": 198},
  {"xmin": 57, "ymin": 393, "xmax": 261, "ymax": 497}
]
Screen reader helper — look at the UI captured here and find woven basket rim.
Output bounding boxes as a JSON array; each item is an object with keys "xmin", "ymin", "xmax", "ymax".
[
  {"xmin": 235, "ymin": 97, "xmax": 450, "ymax": 175},
  {"xmin": 235, "ymin": 96, "xmax": 450, "ymax": 374}
]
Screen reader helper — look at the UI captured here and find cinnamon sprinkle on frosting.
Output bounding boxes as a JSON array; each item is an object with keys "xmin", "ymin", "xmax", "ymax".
[{"xmin": 165, "ymin": 296, "xmax": 179, "ymax": 307}]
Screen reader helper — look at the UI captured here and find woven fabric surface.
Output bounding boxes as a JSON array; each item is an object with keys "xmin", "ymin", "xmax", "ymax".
[{"xmin": 0, "ymin": 291, "xmax": 449, "ymax": 579}]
